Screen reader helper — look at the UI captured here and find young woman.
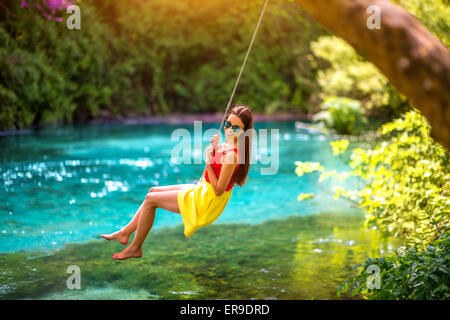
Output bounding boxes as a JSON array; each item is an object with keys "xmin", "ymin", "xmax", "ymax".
[{"xmin": 101, "ymin": 104, "xmax": 253, "ymax": 260}]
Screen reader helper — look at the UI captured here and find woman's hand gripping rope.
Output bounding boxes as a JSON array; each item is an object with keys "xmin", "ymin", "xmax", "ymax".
[{"xmin": 206, "ymin": 134, "xmax": 220, "ymax": 165}]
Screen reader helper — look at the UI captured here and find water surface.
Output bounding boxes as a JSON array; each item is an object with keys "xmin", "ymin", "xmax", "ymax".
[
  {"xmin": 0, "ymin": 121, "xmax": 357, "ymax": 253},
  {"xmin": 0, "ymin": 121, "xmax": 396, "ymax": 299}
]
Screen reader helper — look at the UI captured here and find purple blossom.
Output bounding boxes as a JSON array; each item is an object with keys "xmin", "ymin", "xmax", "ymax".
[
  {"xmin": 44, "ymin": 0, "xmax": 75, "ymax": 14},
  {"xmin": 21, "ymin": 0, "xmax": 77, "ymax": 22}
]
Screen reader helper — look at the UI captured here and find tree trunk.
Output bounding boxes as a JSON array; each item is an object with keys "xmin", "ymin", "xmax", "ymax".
[{"xmin": 296, "ymin": 0, "xmax": 450, "ymax": 149}]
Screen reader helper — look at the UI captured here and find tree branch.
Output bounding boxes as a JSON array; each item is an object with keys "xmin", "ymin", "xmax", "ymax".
[{"xmin": 296, "ymin": 0, "xmax": 450, "ymax": 149}]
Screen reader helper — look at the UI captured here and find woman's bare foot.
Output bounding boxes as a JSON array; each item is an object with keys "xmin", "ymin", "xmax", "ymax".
[
  {"xmin": 100, "ymin": 230, "xmax": 130, "ymax": 245},
  {"xmin": 112, "ymin": 245, "xmax": 142, "ymax": 260}
]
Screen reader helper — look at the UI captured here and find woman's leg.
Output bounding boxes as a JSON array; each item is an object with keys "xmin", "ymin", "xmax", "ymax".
[
  {"xmin": 112, "ymin": 189, "xmax": 181, "ymax": 260},
  {"xmin": 101, "ymin": 183, "xmax": 195, "ymax": 244}
]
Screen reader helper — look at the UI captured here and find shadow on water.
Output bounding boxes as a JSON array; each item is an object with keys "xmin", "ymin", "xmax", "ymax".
[{"xmin": 0, "ymin": 212, "xmax": 401, "ymax": 300}]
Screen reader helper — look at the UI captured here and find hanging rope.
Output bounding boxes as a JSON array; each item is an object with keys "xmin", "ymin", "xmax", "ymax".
[{"xmin": 217, "ymin": 0, "xmax": 269, "ymax": 134}]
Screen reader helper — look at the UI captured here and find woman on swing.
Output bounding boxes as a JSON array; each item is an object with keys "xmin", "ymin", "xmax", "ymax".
[{"xmin": 101, "ymin": 104, "xmax": 253, "ymax": 260}]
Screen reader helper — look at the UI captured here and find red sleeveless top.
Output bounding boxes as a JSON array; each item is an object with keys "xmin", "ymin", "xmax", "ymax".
[{"xmin": 204, "ymin": 147, "xmax": 240, "ymax": 191}]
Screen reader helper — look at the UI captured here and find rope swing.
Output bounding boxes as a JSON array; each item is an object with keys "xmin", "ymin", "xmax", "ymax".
[{"xmin": 217, "ymin": 0, "xmax": 270, "ymax": 134}]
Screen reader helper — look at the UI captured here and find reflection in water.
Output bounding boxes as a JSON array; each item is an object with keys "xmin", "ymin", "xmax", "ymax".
[{"xmin": 291, "ymin": 222, "xmax": 398, "ymax": 299}]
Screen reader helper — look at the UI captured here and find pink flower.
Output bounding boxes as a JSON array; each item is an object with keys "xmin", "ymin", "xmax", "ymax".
[
  {"xmin": 21, "ymin": 0, "xmax": 77, "ymax": 22},
  {"xmin": 44, "ymin": 0, "xmax": 75, "ymax": 14}
]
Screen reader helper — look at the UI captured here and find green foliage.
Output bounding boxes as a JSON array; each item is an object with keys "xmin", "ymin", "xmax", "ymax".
[
  {"xmin": 310, "ymin": 36, "xmax": 409, "ymax": 118},
  {"xmin": 312, "ymin": 96, "xmax": 367, "ymax": 135},
  {"xmin": 395, "ymin": 0, "xmax": 450, "ymax": 47},
  {"xmin": 295, "ymin": 109, "xmax": 450, "ymax": 299},
  {"xmin": 338, "ymin": 232, "xmax": 450, "ymax": 300},
  {"xmin": 2, "ymin": 0, "xmax": 448, "ymax": 130},
  {"xmin": 298, "ymin": 110, "xmax": 449, "ymax": 245},
  {"xmin": 313, "ymin": 110, "xmax": 449, "ymax": 245},
  {"xmin": 330, "ymin": 140, "xmax": 349, "ymax": 156},
  {"xmin": 0, "ymin": 46, "xmax": 73, "ymax": 128},
  {"xmin": 294, "ymin": 161, "xmax": 324, "ymax": 177},
  {"xmin": 309, "ymin": 0, "xmax": 450, "ymax": 119},
  {"xmin": 349, "ymin": 111, "xmax": 449, "ymax": 244},
  {"xmin": 0, "ymin": 0, "xmax": 325, "ymax": 130},
  {"xmin": 296, "ymin": 193, "xmax": 314, "ymax": 201},
  {"xmin": 0, "ymin": 1, "xmax": 129, "ymax": 128},
  {"xmin": 107, "ymin": 0, "xmax": 324, "ymax": 115}
]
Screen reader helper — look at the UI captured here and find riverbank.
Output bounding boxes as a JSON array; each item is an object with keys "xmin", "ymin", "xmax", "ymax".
[
  {"xmin": 94, "ymin": 111, "xmax": 312, "ymax": 125},
  {"xmin": 0, "ymin": 111, "xmax": 312, "ymax": 136}
]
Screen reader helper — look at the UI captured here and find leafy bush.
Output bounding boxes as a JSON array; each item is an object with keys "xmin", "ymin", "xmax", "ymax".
[
  {"xmin": 338, "ymin": 232, "xmax": 450, "ymax": 300},
  {"xmin": 299, "ymin": 110, "xmax": 449, "ymax": 244},
  {"xmin": 312, "ymin": 96, "xmax": 367, "ymax": 135},
  {"xmin": 0, "ymin": 44, "xmax": 73, "ymax": 128},
  {"xmin": 348, "ymin": 111, "xmax": 449, "ymax": 244},
  {"xmin": 0, "ymin": 0, "xmax": 325, "ymax": 130},
  {"xmin": 295, "ymin": 109, "xmax": 449, "ymax": 299},
  {"xmin": 310, "ymin": 36, "xmax": 409, "ymax": 117},
  {"xmin": 0, "ymin": 1, "xmax": 128, "ymax": 128}
]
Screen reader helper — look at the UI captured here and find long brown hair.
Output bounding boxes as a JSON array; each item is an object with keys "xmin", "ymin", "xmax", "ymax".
[{"xmin": 227, "ymin": 104, "xmax": 253, "ymax": 186}]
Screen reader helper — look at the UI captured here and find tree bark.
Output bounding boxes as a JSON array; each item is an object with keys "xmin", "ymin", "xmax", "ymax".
[{"xmin": 296, "ymin": 0, "xmax": 450, "ymax": 149}]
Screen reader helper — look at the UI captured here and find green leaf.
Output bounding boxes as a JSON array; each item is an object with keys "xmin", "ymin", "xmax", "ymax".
[
  {"xmin": 297, "ymin": 193, "xmax": 315, "ymax": 201},
  {"xmin": 330, "ymin": 140, "xmax": 349, "ymax": 155},
  {"xmin": 319, "ymin": 170, "xmax": 337, "ymax": 182}
]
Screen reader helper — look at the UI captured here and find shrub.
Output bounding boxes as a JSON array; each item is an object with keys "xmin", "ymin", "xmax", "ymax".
[
  {"xmin": 0, "ymin": 0, "xmax": 325, "ymax": 130},
  {"xmin": 310, "ymin": 36, "xmax": 409, "ymax": 118},
  {"xmin": 338, "ymin": 232, "xmax": 450, "ymax": 300},
  {"xmin": 312, "ymin": 96, "xmax": 367, "ymax": 135},
  {"xmin": 295, "ymin": 109, "xmax": 449, "ymax": 299}
]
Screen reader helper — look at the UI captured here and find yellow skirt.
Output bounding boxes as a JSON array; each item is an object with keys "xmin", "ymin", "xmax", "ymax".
[{"xmin": 177, "ymin": 176, "xmax": 232, "ymax": 237}]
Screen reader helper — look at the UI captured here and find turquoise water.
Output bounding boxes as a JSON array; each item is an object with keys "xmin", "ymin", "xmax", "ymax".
[
  {"xmin": 0, "ymin": 120, "xmax": 395, "ymax": 300},
  {"xmin": 0, "ymin": 121, "xmax": 358, "ymax": 254}
]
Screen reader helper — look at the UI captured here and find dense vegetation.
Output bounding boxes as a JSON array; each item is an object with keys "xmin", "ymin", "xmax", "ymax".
[
  {"xmin": 0, "ymin": 0, "xmax": 326, "ymax": 130},
  {"xmin": 339, "ymin": 232, "xmax": 449, "ymax": 299},
  {"xmin": 1, "ymin": 0, "xmax": 448, "ymax": 132},
  {"xmin": 293, "ymin": 1, "xmax": 449, "ymax": 299},
  {"xmin": 296, "ymin": 110, "xmax": 450, "ymax": 299}
]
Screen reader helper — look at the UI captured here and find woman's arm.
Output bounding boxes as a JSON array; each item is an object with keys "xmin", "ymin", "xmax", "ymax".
[
  {"xmin": 201, "ymin": 169, "xmax": 205, "ymax": 180},
  {"xmin": 206, "ymin": 151, "xmax": 238, "ymax": 196}
]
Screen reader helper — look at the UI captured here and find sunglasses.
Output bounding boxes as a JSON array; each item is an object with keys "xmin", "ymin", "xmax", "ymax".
[{"xmin": 224, "ymin": 120, "xmax": 243, "ymax": 133}]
